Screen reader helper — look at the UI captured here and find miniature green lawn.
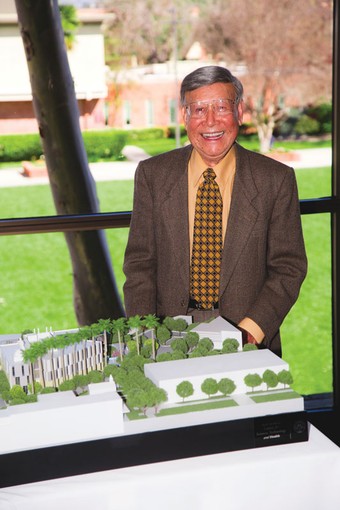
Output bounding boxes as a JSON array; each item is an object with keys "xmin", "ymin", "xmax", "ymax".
[
  {"xmin": 0, "ymin": 165, "xmax": 333, "ymax": 397},
  {"xmin": 250, "ymin": 390, "xmax": 302, "ymax": 403}
]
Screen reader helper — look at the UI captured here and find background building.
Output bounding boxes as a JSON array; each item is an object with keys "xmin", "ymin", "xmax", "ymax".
[{"xmin": 0, "ymin": 0, "xmax": 111, "ymax": 134}]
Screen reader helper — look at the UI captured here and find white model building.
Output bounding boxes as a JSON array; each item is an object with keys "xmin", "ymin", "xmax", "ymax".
[
  {"xmin": 144, "ymin": 349, "xmax": 289, "ymax": 403},
  {"xmin": 191, "ymin": 316, "xmax": 243, "ymax": 349},
  {"xmin": 0, "ymin": 329, "xmax": 104, "ymax": 391},
  {"xmin": 0, "ymin": 378, "xmax": 124, "ymax": 454}
]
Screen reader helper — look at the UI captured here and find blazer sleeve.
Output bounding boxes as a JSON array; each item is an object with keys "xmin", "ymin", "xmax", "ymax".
[
  {"xmin": 245, "ymin": 167, "xmax": 307, "ymax": 341},
  {"xmin": 123, "ymin": 161, "xmax": 157, "ymax": 316}
]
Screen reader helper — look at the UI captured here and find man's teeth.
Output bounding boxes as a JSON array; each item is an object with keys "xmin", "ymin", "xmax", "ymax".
[{"xmin": 202, "ymin": 132, "xmax": 224, "ymax": 138}]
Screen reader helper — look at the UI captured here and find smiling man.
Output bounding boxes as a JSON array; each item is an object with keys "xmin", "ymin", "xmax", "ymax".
[{"xmin": 123, "ymin": 66, "xmax": 307, "ymax": 356}]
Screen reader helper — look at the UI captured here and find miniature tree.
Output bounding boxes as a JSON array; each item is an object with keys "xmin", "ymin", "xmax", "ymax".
[
  {"xmin": 163, "ymin": 316, "xmax": 187, "ymax": 334},
  {"xmin": 78, "ymin": 325, "xmax": 93, "ymax": 375},
  {"xmin": 278, "ymin": 369, "xmax": 293, "ymax": 388},
  {"xmin": 176, "ymin": 380, "xmax": 194, "ymax": 401},
  {"xmin": 222, "ymin": 338, "xmax": 239, "ymax": 353},
  {"xmin": 218, "ymin": 377, "xmax": 236, "ymax": 397},
  {"xmin": 111, "ymin": 317, "xmax": 127, "ymax": 362},
  {"xmin": 44, "ymin": 335, "xmax": 58, "ymax": 387},
  {"xmin": 148, "ymin": 386, "xmax": 167, "ymax": 413},
  {"xmin": 262, "ymin": 369, "xmax": 279, "ymax": 391},
  {"xmin": 156, "ymin": 324, "xmax": 171, "ymax": 345},
  {"xmin": 142, "ymin": 314, "xmax": 160, "ymax": 360},
  {"xmin": 197, "ymin": 338, "xmax": 214, "ymax": 352},
  {"xmin": 126, "ymin": 388, "xmax": 149, "ymax": 415},
  {"xmin": 172, "ymin": 318, "xmax": 188, "ymax": 334},
  {"xmin": 97, "ymin": 318, "xmax": 112, "ymax": 366},
  {"xmin": 171, "ymin": 337, "xmax": 189, "ymax": 355},
  {"xmin": 243, "ymin": 343, "xmax": 258, "ymax": 351},
  {"xmin": 163, "ymin": 316, "xmax": 177, "ymax": 331},
  {"xmin": 244, "ymin": 373, "xmax": 262, "ymax": 392},
  {"xmin": 21, "ymin": 346, "xmax": 38, "ymax": 394},
  {"xmin": 184, "ymin": 331, "xmax": 200, "ymax": 351},
  {"xmin": 171, "ymin": 350, "xmax": 187, "ymax": 360},
  {"xmin": 54, "ymin": 333, "xmax": 69, "ymax": 381},
  {"xmin": 127, "ymin": 315, "xmax": 143, "ymax": 356},
  {"xmin": 30, "ymin": 339, "xmax": 48, "ymax": 388},
  {"xmin": 201, "ymin": 377, "xmax": 219, "ymax": 398},
  {"xmin": 156, "ymin": 352, "xmax": 172, "ymax": 362}
]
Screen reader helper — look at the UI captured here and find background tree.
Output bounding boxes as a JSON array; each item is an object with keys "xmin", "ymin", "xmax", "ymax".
[
  {"xmin": 14, "ymin": 0, "xmax": 125, "ymax": 326},
  {"xmin": 176, "ymin": 380, "xmax": 194, "ymax": 402},
  {"xmin": 59, "ymin": 4, "xmax": 80, "ymax": 50},
  {"xmin": 194, "ymin": 0, "xmax": 332, "ymax": 152},
  {"xmin": 103, "ymin": 0, "xmax": 199, "ymax": 68}
]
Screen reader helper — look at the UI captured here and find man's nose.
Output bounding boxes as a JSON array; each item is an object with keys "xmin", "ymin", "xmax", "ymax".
[{"xmin": 205, "ymin": 104, "xmax": 216, "ymax": 124}]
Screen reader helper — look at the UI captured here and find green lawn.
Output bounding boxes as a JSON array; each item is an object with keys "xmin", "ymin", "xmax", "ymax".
[{"xmin": 0, "ymin": 154, "xmax": 333, "ymax": 396}]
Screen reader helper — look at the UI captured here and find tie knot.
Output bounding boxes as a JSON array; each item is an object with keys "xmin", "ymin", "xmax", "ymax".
[{"xmin": 203, "ymin": 168, "xmax": 216, "ymax": 182}]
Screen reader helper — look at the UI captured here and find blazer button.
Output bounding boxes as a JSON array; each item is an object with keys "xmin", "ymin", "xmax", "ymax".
[{"xmin": 181, "ymin": 299, "xmax": 186, "ymax": 307}]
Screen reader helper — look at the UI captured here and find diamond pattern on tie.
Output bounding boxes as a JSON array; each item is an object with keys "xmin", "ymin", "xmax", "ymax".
[{"xmin": 190, "ymin": 168, "xmax": 223, "ymax": 309}]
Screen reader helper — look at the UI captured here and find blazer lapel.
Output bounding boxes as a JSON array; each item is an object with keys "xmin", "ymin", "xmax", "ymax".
[{"xmin": 219, "ymin": 145, "xmax": 259, "ymax": 297}]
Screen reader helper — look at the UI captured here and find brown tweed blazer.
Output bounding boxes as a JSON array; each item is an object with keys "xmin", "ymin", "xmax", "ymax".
[{"xmin": 123, "ymin": 143, "xmax": 307, "ymax": 354}]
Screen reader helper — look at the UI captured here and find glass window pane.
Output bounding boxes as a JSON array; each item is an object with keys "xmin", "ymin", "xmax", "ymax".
[
  {"xmin": 0, "ymin": 227, "xmax": 129, "ymax": 334},
  {"xmin": 281, "ymin": 213, "xmax": 332, "ymax": 397},
  {"xmin": 295, "ymin": 164, "xmax": 331, "ymax": 201},
  {"xmin": 0, "ymin": 180, "xmax": 134, "ymax": 219}
]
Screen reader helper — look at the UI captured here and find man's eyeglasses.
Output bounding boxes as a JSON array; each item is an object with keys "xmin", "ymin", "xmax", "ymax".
[{"xmin": 185, "ymin": 98, "xmax": 237, "ymax": 119}]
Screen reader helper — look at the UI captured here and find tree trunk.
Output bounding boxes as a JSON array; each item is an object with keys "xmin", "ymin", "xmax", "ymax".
[{"xmin": 14, "ymin": 0, "xmax": 125, "ymax": 325}]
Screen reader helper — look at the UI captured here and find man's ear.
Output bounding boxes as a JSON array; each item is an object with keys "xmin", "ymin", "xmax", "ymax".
[
  {"xmin": 181, "ymin": 106, "xmax": 189, "ymax": 126},
  {"xmin": 237, "ymin": 100, "xmax": 244, "ymax": 126}
]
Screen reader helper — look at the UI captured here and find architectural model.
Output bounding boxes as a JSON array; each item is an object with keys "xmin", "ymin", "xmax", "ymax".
[{"xmin": 0, "ymin": 316, "xmax": 304, "ymax": 454}]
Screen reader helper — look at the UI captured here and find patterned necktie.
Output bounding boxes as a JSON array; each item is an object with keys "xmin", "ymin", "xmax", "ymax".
[{"xmin": 190, "ymin": 168, "xmax": 223, "ymax": 309}]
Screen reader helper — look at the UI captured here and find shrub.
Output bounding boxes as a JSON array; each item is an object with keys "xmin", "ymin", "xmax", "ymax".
[
  {"xmin": 0, "ymin": 129, "xmax": 128, "ymax": 163},
  {"xmin": 26, "ymin": 394, "xmax": 38, "ymax": 403},
  {"xmin": 59, "ymin": 379, "xmax": 76, "ymax": 392},
  {"xmin": 9, "ymin": 384, "xmax": 27, "ymax": 401},
  {"xmin": 82, "ymin": 129, "xmax": 128, "ymax": 161},
  {"xmin": 127, "ymin": 127, "xmax": 165, "ymax": 142},
  {"xmin": 87, "ymin": 370, "xmax": 104, "ymax": 384},
  {"xmin": 0, "ymin": 370, "xmax": 10, "ymax": 392},
  {"xmin": 167, "ymin": 125, "xmax": 187, "ymax": 139},
  {"xmin": 40, "ymin": 387, "xmax": 57, "ymax": 394},
  {"xmin": 10, "ymin": 398, "xmax": 26, "ymax": 406},
  {"xmin": 305, "ymin": 103, "xmax": 332, "ymax": 134},
  {"xmin": 294, "ymin": 115, "xmax": 320, "ymax": 136},
  {"xmin": 0, "ymin": 133, "xmax": 42, "ymax": 162}
]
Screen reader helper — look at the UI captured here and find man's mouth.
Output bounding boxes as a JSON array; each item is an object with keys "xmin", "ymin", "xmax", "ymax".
[{"xmin": 202, "ymin": 131, "xmax": 224, "ymax": 140}]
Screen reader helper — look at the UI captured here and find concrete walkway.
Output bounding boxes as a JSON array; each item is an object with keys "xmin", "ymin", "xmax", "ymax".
[{"xmin": 0, "ymin": 146, "xmax": 332, "ymax": 188}]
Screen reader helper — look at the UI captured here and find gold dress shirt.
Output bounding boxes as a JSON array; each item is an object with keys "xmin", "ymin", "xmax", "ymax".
[{"xmin": 188, "ymin": 145, "xmax": 264, "ymax": 344}]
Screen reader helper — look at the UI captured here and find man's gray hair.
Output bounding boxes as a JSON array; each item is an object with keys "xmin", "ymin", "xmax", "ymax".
[{"xmin": 180, "ymin": 65, "xmax": 244, "ymax": 106}]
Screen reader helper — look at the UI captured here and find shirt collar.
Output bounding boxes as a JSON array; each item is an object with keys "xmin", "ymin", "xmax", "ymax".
[{"xmin": 190, "ymin": 145, "xmax": 236, "ymax": 189}]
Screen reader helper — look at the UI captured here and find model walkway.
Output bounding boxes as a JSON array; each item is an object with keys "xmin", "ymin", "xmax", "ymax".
[{"xmin": 0, "ymin": 146, "xmax": 332, "ymax": 188}]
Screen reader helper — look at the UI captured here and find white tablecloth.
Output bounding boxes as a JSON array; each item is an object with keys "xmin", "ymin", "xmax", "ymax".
[{"xmin": 0, "ymin": 425, "xmax": 339, "ymax": 510}]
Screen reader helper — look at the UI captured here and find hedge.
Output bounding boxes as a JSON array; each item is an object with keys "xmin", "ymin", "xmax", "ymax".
[
  {"xmin": 0, "ymin": 129, "xmax": 130, "ymax": 163},
  {"xmin": 0, "ymin": 133, "xmax": 43, "ymax": 162}
]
